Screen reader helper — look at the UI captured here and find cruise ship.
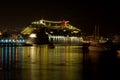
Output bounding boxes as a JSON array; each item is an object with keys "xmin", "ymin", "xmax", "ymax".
[{"xmin": 21, "ymin": 19, "xmax": 84, "ymax": 45}]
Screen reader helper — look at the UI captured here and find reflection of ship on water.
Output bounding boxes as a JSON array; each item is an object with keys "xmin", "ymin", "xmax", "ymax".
[{"xmin": 21, "ymin": 19, "xmax": 84, "ymax": 45}]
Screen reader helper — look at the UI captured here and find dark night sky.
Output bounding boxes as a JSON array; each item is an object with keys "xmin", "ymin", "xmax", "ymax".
[{"xmin": 0, "ymin": 1, "xmax": 120, "ymax": 35}]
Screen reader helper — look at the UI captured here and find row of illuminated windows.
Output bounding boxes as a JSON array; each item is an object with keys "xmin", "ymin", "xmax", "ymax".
[{"xmin": 0, "ymin": 39, "xmax": 25, "ymax": 43}]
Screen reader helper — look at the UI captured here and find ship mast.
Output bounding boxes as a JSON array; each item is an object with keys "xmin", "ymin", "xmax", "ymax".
[{"xmin": 94, "ymin": 24, "xmax": 99, "ymax": 41}]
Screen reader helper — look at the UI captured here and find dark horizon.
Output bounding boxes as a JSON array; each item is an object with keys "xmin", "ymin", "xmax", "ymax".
[{"xmin": 0, "ymin": 1, "xmax": 120, "ymax": 35}]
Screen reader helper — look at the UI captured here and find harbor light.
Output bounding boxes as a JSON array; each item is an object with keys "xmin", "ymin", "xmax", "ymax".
[{"xmin": 0, "ymin": 31, "xmax": 2, "ymax": 35}]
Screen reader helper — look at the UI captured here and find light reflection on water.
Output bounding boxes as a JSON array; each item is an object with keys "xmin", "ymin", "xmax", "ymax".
[{"xmin": 0, "ymin": 45, "xmax": 83, "ymax": 80}]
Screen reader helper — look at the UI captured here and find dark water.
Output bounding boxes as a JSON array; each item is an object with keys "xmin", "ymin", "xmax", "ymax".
[
  {"xmin": 83, "ymin": 49, "xmax": 120, "ymax": 80},
  {"xmin": 0, "ymin": 44, "xmax": 120, "ymax": 80}
]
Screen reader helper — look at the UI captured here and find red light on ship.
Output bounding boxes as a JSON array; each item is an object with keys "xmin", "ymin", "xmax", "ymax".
[{"xmin": 61, "ymin": 20, "xmax": 69, "ymax": 27}]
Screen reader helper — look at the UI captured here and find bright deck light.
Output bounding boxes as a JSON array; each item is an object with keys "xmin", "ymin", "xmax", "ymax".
[{"xmin": 29, "ymin": 33, "xmax": 37, "ymax": 38}]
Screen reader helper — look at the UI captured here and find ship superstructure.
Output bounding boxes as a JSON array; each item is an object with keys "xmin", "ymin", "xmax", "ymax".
[{"xmin": 21, "ymin": 19, "xmax": 84, "ymax": 45}]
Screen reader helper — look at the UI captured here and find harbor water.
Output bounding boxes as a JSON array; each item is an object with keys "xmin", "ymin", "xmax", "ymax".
[{"xmin": 0, "ymin": 44, "xmax": 120, "ymax": 80}]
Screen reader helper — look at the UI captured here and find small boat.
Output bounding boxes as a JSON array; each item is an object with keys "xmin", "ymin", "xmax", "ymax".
[
  {"xmin": 88, "ymin": 45, "xmax": 108, "ymax": 51},
  {"xmin": 48, "ymin": 43, "xmax": 55, "ymax": 48}
]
